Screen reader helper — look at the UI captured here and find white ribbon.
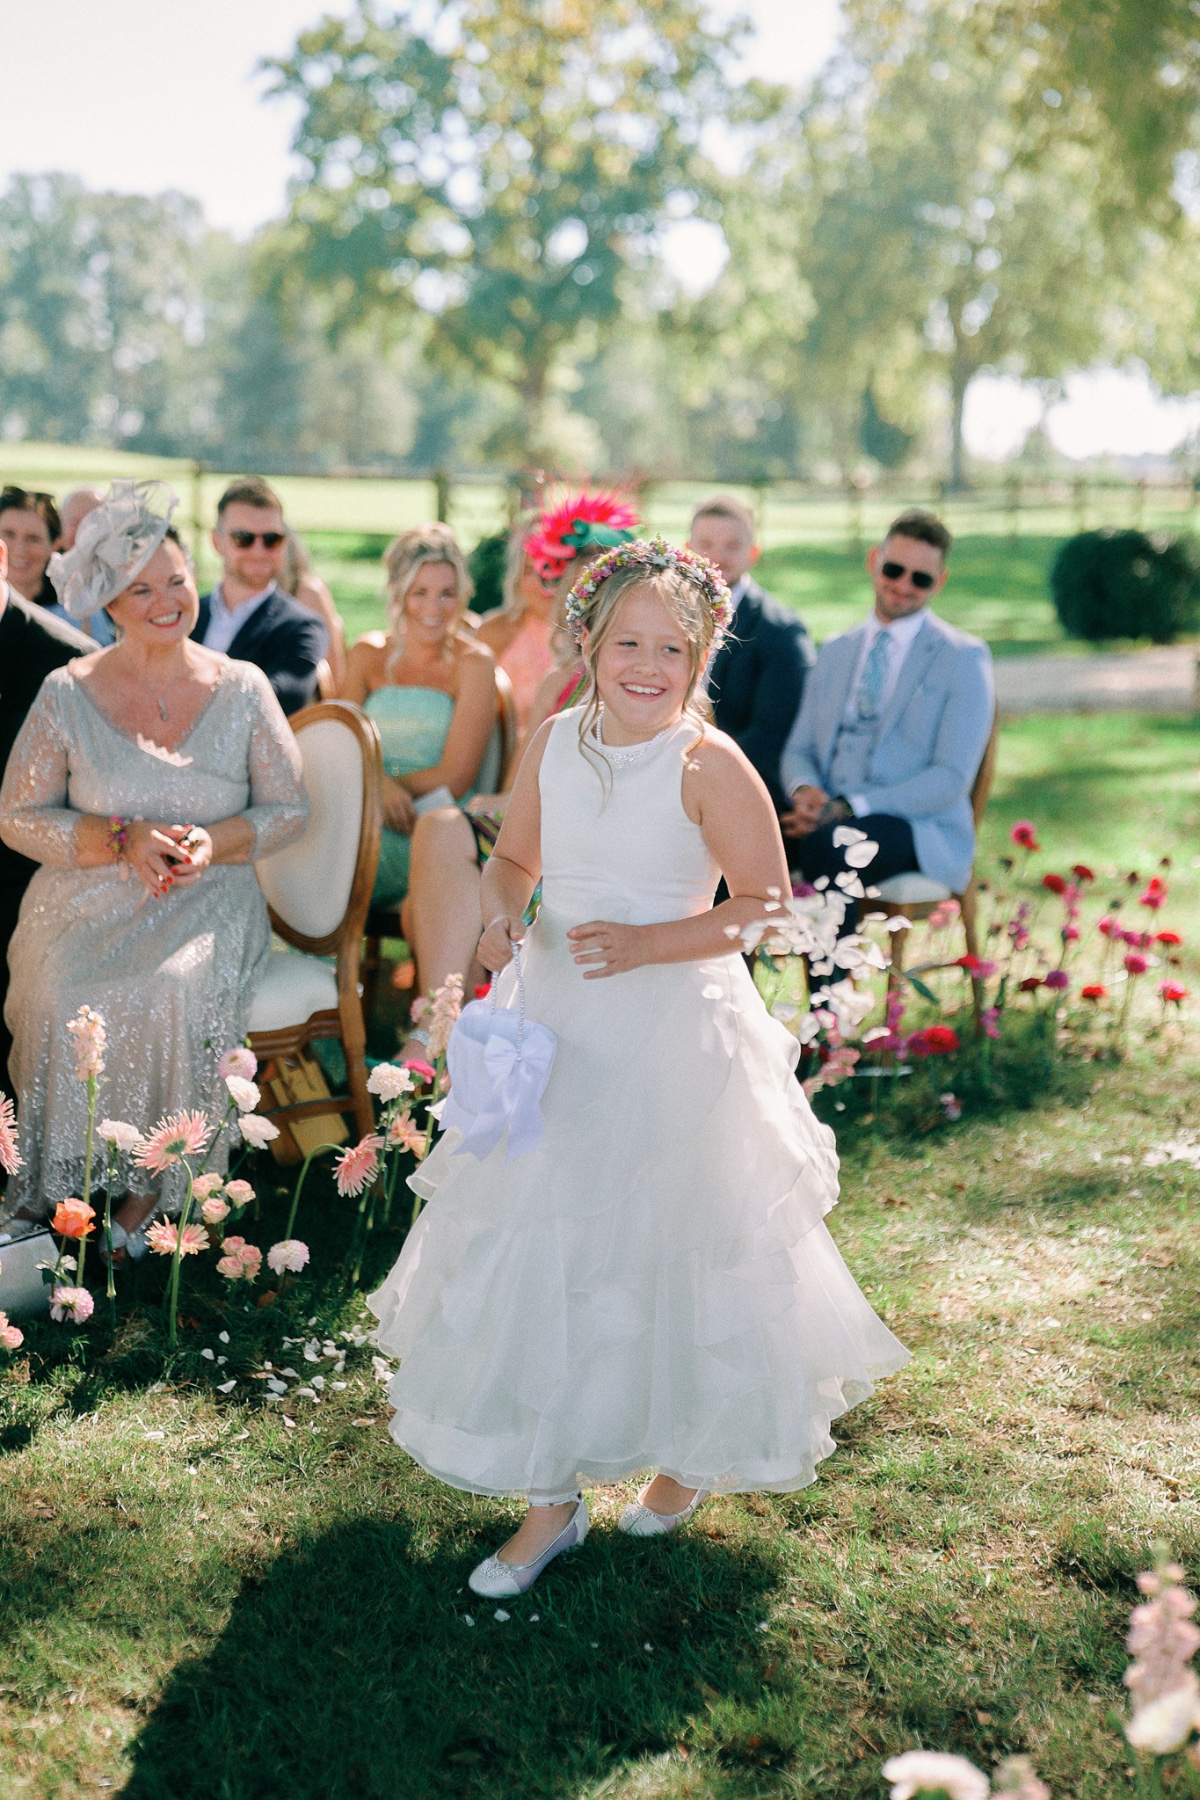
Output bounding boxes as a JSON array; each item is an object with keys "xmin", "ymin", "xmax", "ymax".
[{"xmin": 439, "ymin": 942, "xmax": 556, "ymax": 1161}]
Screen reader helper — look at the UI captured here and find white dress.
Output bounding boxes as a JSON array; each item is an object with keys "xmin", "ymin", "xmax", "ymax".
[{"xmin": 369, "ymin": 710, "xmax": 908, "ymax": 1498}]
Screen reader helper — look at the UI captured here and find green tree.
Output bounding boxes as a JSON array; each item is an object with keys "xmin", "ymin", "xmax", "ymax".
[
  {"xmin": 266, "ymin": 0, "xmax": 741, "ymax": 459},
  {"xmin": 783, "ymin": 4, "xmax": 1124, "ymax": 486}
]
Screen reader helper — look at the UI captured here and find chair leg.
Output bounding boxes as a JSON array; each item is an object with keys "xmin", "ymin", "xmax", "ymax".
[
  {"xmin": 361, "ymin": 935, "xmax": 383, "ymax": 1033},
  {"xmin": 338, "ymin": 949, "xmax": 376, "ymax": 1141}
]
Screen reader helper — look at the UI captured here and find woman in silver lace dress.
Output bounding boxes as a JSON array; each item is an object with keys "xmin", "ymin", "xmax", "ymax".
[{"xmin": 0, "ymin": 481, "xmax": 308, "ymax": 1239}]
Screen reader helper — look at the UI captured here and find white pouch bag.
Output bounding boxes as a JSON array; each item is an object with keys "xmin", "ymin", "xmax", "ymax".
[{"xmin": 439, "ymin": 942, "xmax": 556, "ymax": 1162}]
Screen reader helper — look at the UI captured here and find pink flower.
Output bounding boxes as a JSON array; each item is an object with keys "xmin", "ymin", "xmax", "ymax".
[
  {"xmin": 402, "ymin": 1059, "xmax": 436, "ymax": 1086},
  {"xmin": 0, "ymin": 1310, "xmax": 23, "ymax": 1350},
  {"xmin": 980, "ymin": 1006, "xmax": 1000, "ymax": 1039},
  {"xmin": 135, "ymin": 1110, "xmax": 211, "ymax": 1175},
  {"xmin": 237, "ymin": 1113, "xmax": 279, "ymax": 1150},
  {"xmin": 940, "ymin": 1092, "xmax": 962, "ymax": 1121},
  {"xmin": 0, "ymin": 1093, "xmax": 21, "ymax": 1175},
  {"xmin": 1160, "ymin": 980, "xmax": 1188, "ymax": 1004},
  {"xmin": 1043, "ymin": 969, "xmax": 1069, "ymax": 991},
  {"xmin": 992, "ymin": 1758, "xmax": 1051, "ymax": 1800},
  {"xmin": 954, "ymin": 954, "xmax": 997, "ymax": 978},
  {"xmin": 267, "ymin": 1239, "xmax": 310, "ymax": 1276},
  {"xmin": 1124, "ymin": 952, "xmax": 1150, "ymax": 976},
  {"xmin": 201, "ymin": 1196, "xmax": 230, "ymax": 1225},
  {"xmin": 1139, "ymin": 877, "xmax": 1168, "ymax": 911},
  {"xmin": 144, "ymin": 1219, "xmax": 208, "ymax": 1257},
  {"xmin": 216, "ymin": 1235, "xmax": 262, "ymax": 1280},
  {"xmin": 926, "ymin": 899, "xmax": 960, "ymax": 931},
  {"xmin": 223, "ymin": 1179, "xmax": 254, "ymax": 1208},
  {"xmin": 425, "ymin": 973, "xmax": 464, "ymax": 1059},
  {"xmin": 192, "ymin": 1172, "xmax": 224, "ymax": 1200},
  {"xmin": 386, "ymin": 1112, "xmax": 426, "ymax": 1154},
  {"xmin": 335, "ymin": 1133, "xmax": 383, "ymax": 1196},
  {"xmin": 65, "ymin": 1004, "xmax": 106, "ymax": 1080},
  {"xmin": 1098, "ymin": 915, "xmax": 1119, "ymax": 938},
  {"xmin": 50, "ymin": 1285, "xmax": 95, "ymax": 1324},
  {"xmin": 1009, "ymin": 821, "xmax": 1040, "ymax": 851},
  {"xmin": 1062, "ymin": 924, "xmax": 1080, "ymax": 941},
  {"xmin": 218, "ymin": 1046, "xmax": 258, "ymax": 1083},
  {"xmin": 1125, "ymin": 1561, "xmax": 1200, "ymax": 1753},
  {"xmin": 224, "ymin": 1075, "xmax": 261, "ymax": 1112}
]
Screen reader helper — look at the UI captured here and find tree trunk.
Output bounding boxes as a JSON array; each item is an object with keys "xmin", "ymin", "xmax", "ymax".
[{"xmin": 947, "ymin": 338, "xmax": 973, "ymax": 494}]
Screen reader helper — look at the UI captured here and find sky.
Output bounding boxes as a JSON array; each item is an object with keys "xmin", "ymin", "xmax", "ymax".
[{"xmin": 0, "ymin": 0, "xmax": 1191, "ymax": 463}]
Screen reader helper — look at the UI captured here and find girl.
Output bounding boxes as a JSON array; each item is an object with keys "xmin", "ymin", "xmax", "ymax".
[{"xmin": 369, "ymin": 539, "xmax": 908, "ymax": 1598}]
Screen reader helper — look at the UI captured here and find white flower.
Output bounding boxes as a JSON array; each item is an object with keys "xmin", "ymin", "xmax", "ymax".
[
  {"xmin": 225, "ymin": 1076, "xmax": 261, "ymax": 1112},
  {"xmin": 367, "ymin": 1062, "xmax": 414, "ymax": 1102},
  {"xmin": 99, "ymin": 1119, "xmax": 141, "ymax": 1152},
  {"xmin": 1126, "ymin": 1674, "xmax": 1200, "ymax": 1754},
  {"xmin": 267, "ymin": 1239, "xmax": 310, "ymax": 1276},
  {"xmin": 237, "ymin": 1113, "xmax": 279, "ymax": 1149},
  {"xmin": 882, "ymin": 1751, "xmax": 990, "ymax": 1800}
]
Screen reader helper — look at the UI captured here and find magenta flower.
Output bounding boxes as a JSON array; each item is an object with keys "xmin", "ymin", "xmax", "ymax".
[
  {"xmin": 50, "ymin": 1286, "xmax": 95, "ymax": 1324},
  {"xmin": 1044, "ymin": 969, "xmax": 1069, "ymax": 990},
  {"xmin": 135, "ymin": 1110, "xmax": 212, "ymax": 1175},
  {"xmin": 980, "ymin": 1006, "xmax": 1001, "ymax": 1039},
  {"xmin": 0, "ymin": 1093, "xmax": 22, "ymax": 1175},
  {"xmin": 1124, "ymin": 952, "xmax": 1151, "ymax": 976},
  {"xmin": 1009, "ymin": 821, "xmax": 1040, "ymax": 851},
  {"xmin": 334, "ymin": 1133, "xmax": 384, "ymax": 1197}
]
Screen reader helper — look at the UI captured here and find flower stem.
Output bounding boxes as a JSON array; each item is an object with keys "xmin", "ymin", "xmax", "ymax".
[
  {"xmin": 165, "ymin": 1168, "xmax": 195, "ymax": 1351},
  {"xmin": 103, "ymin": 1145, "xmax": 119, "ymax": 1310},
  {"xmin": 276, "ymin": 1141, "xmax": 340, "ymax": 1294},
  {"xmin": 75, "ymin": 1073, "xmax": 99, "ymax": 1290}
]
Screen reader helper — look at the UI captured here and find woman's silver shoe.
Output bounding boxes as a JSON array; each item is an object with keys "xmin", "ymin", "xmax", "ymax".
[
  {"xmin": 618, "ymin": 1484, "xmax": 710, "ymax": 1538},
  {"xmin": 468, "ymin": 1497, "xmax": 588, "ymax": 1598}
]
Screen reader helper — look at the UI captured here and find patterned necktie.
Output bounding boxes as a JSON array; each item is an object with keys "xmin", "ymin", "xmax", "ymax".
[{"xmin": 854, "ymin": 629, "xmax": 890, "ymax": 720}]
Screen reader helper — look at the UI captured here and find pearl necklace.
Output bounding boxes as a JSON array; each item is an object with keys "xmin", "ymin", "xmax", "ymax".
[{"xmin": 591, "ymin": 720, "xmax": 673, "ymax": 766}]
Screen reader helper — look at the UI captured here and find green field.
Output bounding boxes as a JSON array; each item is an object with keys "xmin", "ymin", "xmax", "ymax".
[{"xmin": 3, "ymin": 712, "xmax": 1200, "ymax": 1799}]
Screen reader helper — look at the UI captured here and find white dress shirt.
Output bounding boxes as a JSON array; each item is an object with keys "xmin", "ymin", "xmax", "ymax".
[
  {"xmin": 843, "ymin": 609, "xmax": 928, "ymax": 815},
  {"xmin": 202, "ymin": 581, "xmax": 277, "ymax": 655}
]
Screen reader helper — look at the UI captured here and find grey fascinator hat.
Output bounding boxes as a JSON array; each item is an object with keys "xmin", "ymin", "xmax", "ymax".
[{"xmin": 48, "ymin": 479, "xmax": 179, "ymax": 620}]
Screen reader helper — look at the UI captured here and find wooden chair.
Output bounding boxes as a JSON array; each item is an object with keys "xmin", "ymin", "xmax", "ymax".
[
  {"xmin": 248, "ymin": 700, "xmax": 383, "ymax": 1142},
  {"xmin": 879, "ymin": 713, "xmax": 1000, "ymax": 1019},
  {"xmin": 362, "ymin": 664, "xmax": 520, "ymax": 960}
]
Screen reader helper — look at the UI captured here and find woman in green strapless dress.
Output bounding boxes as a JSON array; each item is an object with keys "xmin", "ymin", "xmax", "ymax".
[{"xmin": 341, "ymin": 525, "xmax": 498, "ymax": 1043}]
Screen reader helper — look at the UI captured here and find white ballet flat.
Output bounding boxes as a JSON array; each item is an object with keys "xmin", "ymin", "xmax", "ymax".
[
  {"xmin": 617, "ymin": 1485, "xmax": 710, "ymax": 1538},
  {"xmin": 467, "ymin": 1497, "xmax": 588, "ymax": 1598}
]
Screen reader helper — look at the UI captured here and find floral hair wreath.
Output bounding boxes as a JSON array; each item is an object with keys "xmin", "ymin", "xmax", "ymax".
[{"xmin": 564, "ymin": 536, "xmax": 734, "ymax": 649}]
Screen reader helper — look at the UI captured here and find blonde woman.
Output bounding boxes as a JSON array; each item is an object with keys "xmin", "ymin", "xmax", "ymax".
[{"xmin": 339, "ymin": 525, "xmax": 496, "ymax": 1026}]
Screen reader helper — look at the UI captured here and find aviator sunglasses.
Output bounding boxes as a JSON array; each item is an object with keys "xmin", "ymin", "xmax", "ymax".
[
  {"xmin": 880, "ymin": 559, "xmax": 938, "ymax": 590},
  {"xmin": 227, "ymin": 529, "xmax": 286, "ymax": 549}
]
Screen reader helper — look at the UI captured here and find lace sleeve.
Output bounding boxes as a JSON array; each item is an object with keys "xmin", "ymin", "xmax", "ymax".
[
  {"xmin": 241, "ymin": 671, "xmax": 309, "ymax": 859},
  {"xmin": 0, "ymin": 678, "xmax": 80, "ymax": 867}
]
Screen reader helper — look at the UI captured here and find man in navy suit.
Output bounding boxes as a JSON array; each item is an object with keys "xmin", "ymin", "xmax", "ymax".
[
  {"xmin": 780, "ymin": 510, "xmax": 993, "ymax": 906},
  {"xmin": 689, "ymin": 495, "xmax": 814, "ymax": 815},
  {"xmin": 193, "ymin": 477, "xmax": 327, "ymax": 716}
]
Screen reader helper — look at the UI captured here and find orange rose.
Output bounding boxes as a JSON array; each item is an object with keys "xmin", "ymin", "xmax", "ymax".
[{"xmin": 52, "ymin": 1197, "xmax": 95, "ymax": 1239}]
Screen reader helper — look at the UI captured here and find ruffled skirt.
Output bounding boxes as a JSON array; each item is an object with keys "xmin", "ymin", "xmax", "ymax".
[{"xmin": 368, "ymin": 906, "xmax": 908, "ymax": 1497}]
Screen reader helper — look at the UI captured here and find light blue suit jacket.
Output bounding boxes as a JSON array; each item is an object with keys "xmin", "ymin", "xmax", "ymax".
[{"xmin": 779, "ymin": 610, "xmax": 994, "ymax": 893}]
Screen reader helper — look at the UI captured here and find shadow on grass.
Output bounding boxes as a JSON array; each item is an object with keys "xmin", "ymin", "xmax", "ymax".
[{"xmin": 120, "ymin": 1514, "xmax": 781, "ymax": 1800}]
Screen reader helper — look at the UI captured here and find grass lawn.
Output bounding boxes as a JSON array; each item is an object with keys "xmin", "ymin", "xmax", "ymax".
[{"xmin": 2, "ymin": 712, "xmax": 1200, "ymax": 1800}]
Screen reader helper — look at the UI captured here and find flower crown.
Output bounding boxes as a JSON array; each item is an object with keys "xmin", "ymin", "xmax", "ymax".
[
  {"xmin": 564, "ymin": 536, "xmax": 734, "ymax": 647},
  {"xmin": 525, "ymin": 489, "xmax": 639, "ymax": 578}
]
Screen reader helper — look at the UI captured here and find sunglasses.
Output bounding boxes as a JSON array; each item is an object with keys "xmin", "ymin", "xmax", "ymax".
[
  {"xmin": 880, "ymin": 559, "xmax": 937, "ymax": 590},
  {"xmin": 227, "ymin": 530, "xmax": 285, "ymax": 549}
]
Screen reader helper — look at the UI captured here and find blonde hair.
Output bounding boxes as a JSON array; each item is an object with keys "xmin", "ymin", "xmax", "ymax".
[
  {"xmin": 574, "ymin": 565, "xmax": 715, "ymax": 785},
  {"xmin": 383, "ymin": 523, "xmax": 473, "ymax": 658}
]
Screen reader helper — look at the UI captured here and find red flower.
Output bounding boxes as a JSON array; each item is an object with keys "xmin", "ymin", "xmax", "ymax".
[
  {"xmin": 1081, "ymin": 984, "xmax": 1107, "ymax": 1000},
  {"xmin": 1019, "ymin": 976, "xmax": 1043, "ymax": 992},
  {"xmin": 1155, "ymin": 931, "xmax": 1183, "ymax": 946},
  {"xmin": 1041, "ymin": 873, "xmax": 1067, "ymax": 894},
  {"xmin": 1124, "ymin": 952, "xmax": 1150, "ymax": 976},
  {"xmin": 1010, "ymin": 821, "xmax": 1040, "ymax": 851},
  {"xmin": 1071, "ymin": 864, "xmax": 1095, "ymax": 882},
  {"xmin": 1098, "ymin": 916, "xmax": 1118, "ymax": 938},
  {"xmin": 525, "ymin": 490, "xmax": 639, "ymax": 577},
  {"xmin": 403, "ymin": 1058, "xmax": 437, "ymax": 1086},
  {"xmin": 1139, "ymin": 877, "xmax": 1167, "ymax": 910},
  {"xmin": 1159, "ymin": 980, "xmax": 1187, "ymax": 1004},
  {"xmin": 905, "ymin": 1025, "xmax": 960, "ymax": 1057},
  {"xmin": 474, "ymin": 983, "xmax": 492, "ymax": 1000}
]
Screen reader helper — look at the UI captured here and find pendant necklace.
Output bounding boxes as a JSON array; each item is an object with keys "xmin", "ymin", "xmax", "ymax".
[{"xmin": 157, "ymin": 697, "xmax": 169, "ymax": 722}]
